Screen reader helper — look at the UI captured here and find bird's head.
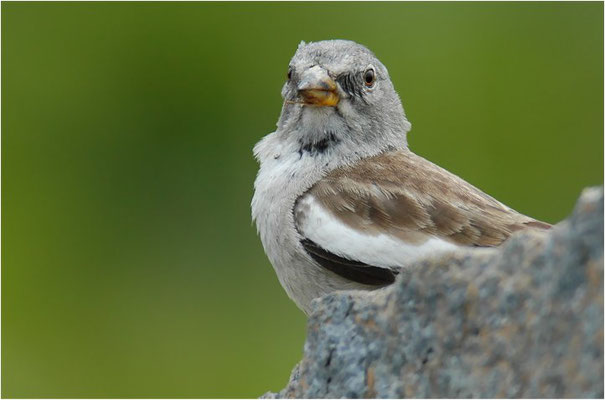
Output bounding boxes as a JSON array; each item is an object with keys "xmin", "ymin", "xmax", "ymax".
[{"xmin": 276, "ymin": 40, "xmax": 411, "ymax": 155}]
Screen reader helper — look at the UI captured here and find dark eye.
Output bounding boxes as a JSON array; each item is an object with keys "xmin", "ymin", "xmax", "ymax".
[
  {"xmin": 287, "ymin": 66, "xmax": 293, "ymax": 80},
  {"xmin": 364, "ymin": 68, "xmax": 375, "ymax": 87}
]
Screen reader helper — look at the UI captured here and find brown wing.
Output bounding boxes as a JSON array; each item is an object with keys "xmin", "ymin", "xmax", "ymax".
[{"xmin": 307, "ymin": 149, "xmax": 551, "ymax": 248}]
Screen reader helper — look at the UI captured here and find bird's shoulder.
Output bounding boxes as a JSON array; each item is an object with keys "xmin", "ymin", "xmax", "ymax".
[{"xmin": 296, "ymin": 149, "xmax": 551, "ymax": 248}]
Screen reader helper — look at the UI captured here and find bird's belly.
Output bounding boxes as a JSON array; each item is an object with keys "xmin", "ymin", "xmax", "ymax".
[{"xmin": 253, "ymin": 156, "xmax": 369, "ymax": 313}]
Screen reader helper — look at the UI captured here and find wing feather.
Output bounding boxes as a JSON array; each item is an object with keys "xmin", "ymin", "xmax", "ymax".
[
  {"xmin": 300, "ymin": 149, "xmax": 551, "ymax": 249},
  {"xmin": 300, "ymin": 238, "xmax": 397, "ymax": 286}
]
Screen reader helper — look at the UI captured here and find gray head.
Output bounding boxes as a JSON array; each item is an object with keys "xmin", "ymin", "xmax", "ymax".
[{"xmin": 276, "ymin": 40, "xmax": 411, "ymax": 161}]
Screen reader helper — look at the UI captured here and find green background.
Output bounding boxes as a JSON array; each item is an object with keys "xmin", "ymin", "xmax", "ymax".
[{"xmin": 2, "ymin": 2, "xmax": 602, "ymax": 398}]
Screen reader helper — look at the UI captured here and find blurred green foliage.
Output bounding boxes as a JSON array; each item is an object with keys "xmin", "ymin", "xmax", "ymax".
[{"xmin": 2, "ymin": 2, "xmax": 602, "ymax": 398}]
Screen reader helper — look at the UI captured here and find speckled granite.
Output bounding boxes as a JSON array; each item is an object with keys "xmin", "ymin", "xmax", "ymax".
[{"xmin": 263, "ymin": 187, "xmax": 604, "ymax": 398}]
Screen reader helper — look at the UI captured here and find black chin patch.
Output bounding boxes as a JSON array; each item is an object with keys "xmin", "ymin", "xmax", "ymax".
[
  {"xmin": 298, "ymin": 131, "xmax": 340, "ymax": 157},
  {"xmin": 300, "ymin": 238, "xmax": 397, "ymax": 286}
]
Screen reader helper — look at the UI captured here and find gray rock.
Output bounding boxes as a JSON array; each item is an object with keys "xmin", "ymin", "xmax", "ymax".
[{"xmin": 263, "ymin": 187, "xmax": 604, "ymax": 398}]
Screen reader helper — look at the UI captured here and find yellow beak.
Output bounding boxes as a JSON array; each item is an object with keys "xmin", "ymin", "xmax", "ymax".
[{"xmin": 297, "ymin": 66, "xmax": 340, "ymax": 107}]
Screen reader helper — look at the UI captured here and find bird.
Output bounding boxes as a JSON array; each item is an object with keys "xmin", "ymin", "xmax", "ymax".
[{"xmin": 251, "ymin": 39, "xmax": 551, "ymax": 315}]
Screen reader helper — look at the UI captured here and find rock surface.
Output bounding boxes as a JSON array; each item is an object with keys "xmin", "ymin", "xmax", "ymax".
[{"xmin": 263, "ymin": 187, "xmax": 604, "ymax": 398}]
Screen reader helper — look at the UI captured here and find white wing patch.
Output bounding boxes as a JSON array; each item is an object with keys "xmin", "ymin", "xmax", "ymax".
[{"xmin": 295, "ymin": 194, "xmax": 461, "ymax": 268}]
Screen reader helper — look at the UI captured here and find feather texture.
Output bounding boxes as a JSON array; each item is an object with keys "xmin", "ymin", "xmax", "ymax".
[{"xmin": 297, "ymin": 149, "xmax": 551, "ymax": 253}]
